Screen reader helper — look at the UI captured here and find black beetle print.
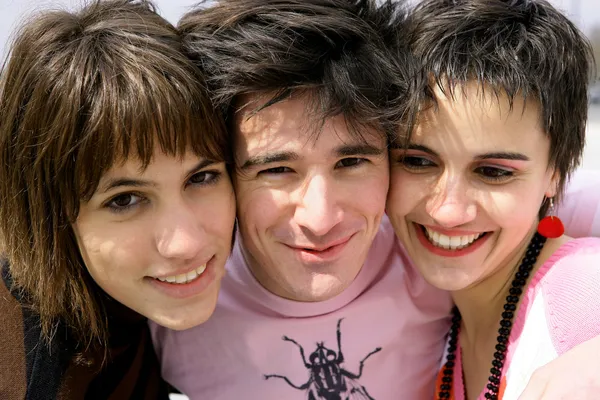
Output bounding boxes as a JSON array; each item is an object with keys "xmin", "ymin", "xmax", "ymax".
[{"xmin": 264, "ymin": 318, "xmax": 382, "ymax": 400}]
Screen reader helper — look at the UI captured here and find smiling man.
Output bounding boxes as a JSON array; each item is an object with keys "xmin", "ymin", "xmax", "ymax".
[
  {"xmin": 233, "ymin": 93, "xmax": 390, "ymax": 303},
  {"xmin": 150, "ymin": 0, "xmax": 600, "ymax": 399},
  {"xmin": 150, "ymin": 1, "xmax": 452, "ymax": 398}
]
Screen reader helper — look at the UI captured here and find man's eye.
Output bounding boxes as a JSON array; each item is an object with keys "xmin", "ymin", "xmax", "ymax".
[
  {"xmin": 400, "ymin": 156, "xmax": 436, "ymax": 169},
  {"xmin": 336, "ymin": 158, "xmax": 365, "ymax": 168},
  {"xmin": 259, "ymin": 166, "xmax": 293, "ymax": 174}
]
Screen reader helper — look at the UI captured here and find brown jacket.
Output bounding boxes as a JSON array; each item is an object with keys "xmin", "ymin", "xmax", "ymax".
[{"xmin": 0, "ymin": 260, "xmax": 169, "ymax": 399}]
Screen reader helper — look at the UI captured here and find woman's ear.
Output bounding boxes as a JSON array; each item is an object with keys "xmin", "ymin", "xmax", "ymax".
[{"xmin": 545, "ymin": 169, "xmax": 560, "ymax": 198}]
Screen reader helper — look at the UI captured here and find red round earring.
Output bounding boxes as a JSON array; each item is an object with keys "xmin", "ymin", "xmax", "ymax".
[{"xmin": 537, "ymin": 197, "xmax": 564, "ymax": 238}]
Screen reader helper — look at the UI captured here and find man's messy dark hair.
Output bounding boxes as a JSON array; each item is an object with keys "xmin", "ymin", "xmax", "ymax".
[{"xmin": 179, "ymin": 0, "xmax": 419, "ymax": 146}]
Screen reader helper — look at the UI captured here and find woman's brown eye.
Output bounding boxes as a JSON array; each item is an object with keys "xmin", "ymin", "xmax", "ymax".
[
  {"xmin": 112, "ymin": 194, "xmax": 133, "ymax": 207},
  {"xmin": 106, "ymin": 193, "xmax": 142, "ymax": 212},
  {"xmin": 401, "ymin": 156, "xmax": 435, "ymax": 168},
  {"xmin": 475, "ymin": 166, "xmax": 514, "ymax": 182}
]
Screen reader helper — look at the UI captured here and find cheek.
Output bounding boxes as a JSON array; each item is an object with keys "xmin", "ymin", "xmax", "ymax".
[
  {"xmin": 387, "ymin": 169, "xmax": 429, "ymax": 217},
  {"xmin": 361, "ymin": 191, "xmax": 387, "ymax": 222},
  {"xmin": 76, "ymin": 225, "xmax": 147, "ymax": 283},
  {"xmin": 77, "ymin": 231, "xmax": 154, "ymax": 312},
  {"xmin": 236, "ymin": 185, "xmax": 289, "ymax": 231},
  {"xmin": 197, "ymin": 184, "xmax": 237, "ymax": 240},
  {"xmin": 369, "ymin": 171, "xmax": 390, "ymax": 203},
  {"xmin": 346, "ymin": 165, "xmax": 389, "ymax": 217},
  {"xmin": 484, "ymin": 184, "xmax": 545, "ymax": 228}
]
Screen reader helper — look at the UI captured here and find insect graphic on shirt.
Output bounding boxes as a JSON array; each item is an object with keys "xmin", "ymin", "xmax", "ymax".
[{"xmin": 264, "ymin": 318, "xmax": 382, "ymax": 400}]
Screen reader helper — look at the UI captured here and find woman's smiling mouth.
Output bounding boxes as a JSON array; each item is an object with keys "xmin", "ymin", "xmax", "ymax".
[
  {"xmin": 424, "ymin": 227, "xmax": 485, "ymax": 250},
  {"xmin": 154, "ymin": 264, "xmax": 207, "ymax": 284},
  {"xmin": 414, "ymin": 223, "xmax": 490, "ymax": 257}
]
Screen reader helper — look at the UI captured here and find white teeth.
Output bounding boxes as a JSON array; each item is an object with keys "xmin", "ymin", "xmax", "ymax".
[
  {"xmin": 424, "ymin": 227, "xmax": 483, "ymax": 251},
  {"xmin": 450, "ymin": 236, "xmax": 461, "ymax": 248},
  {"xmin": 156, "ymin": 264, "xmax": 207, "ymax": 284},
  {"xmin": 186, "ymin": 270, "xmax": 198, "ymax": 281},
  {"xmin": 439, "ymin": 234, "xmax": 450, "ymax": 248},
  {"xmin": 461, "ymin": 235, "xmax": 470, "ymax": 246}
]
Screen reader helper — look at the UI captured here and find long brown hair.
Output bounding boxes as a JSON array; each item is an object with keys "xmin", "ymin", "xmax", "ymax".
[{"xmin": 0, "ymin": 0, "xmax": 227, "ymax": 350}]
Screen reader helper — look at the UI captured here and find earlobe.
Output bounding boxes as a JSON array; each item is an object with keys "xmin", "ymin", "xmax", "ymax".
[{"xmin": 544, "ymin": 170, "xmax": 560, "ymax": 198}]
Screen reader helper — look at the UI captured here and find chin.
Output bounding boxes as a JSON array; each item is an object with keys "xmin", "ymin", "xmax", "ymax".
[
  {"xmin": 428, "ymin": 278, "xmax": 467, "ymax": 292},
  {"xmin": 152, "ymin": 310, "xmax": 214, "ymax": 330},
  {"xmin": 305, "ymin": 276, "xmax": 349, "ymax": 302},
  {"xmin": 151, "ymin": 299, "xmax": 219, "ymax": 330},
  {"xmin": 167, "ymin": 318, "xmax": 210, "ymax": 331},
  {"xmin": 416, "ymin": 264, "xmax": 474, "ymax": 292},
  {"xmin": 308, "ymin": 291, "xmax": 338, "ymax": 302}
]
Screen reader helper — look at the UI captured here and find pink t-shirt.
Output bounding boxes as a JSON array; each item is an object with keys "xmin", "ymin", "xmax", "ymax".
[
  {"xmin": 434, "ymin": 237, "xmax": 600, "ymax": 400},
  {"xmin": 151, "ymin": 217, "xmax": 453, "ymax": 399}
]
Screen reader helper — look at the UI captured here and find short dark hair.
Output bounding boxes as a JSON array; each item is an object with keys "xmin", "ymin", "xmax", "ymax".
[
  {"xmin": 407, "ymin": 0, "xmax": 595, "ymax": 205},
  {"xmin": 178, "ymin": 0, "xmax": 418, "ymax": 147},
  {"xmin": 0, "ymin": 0, "xmax": 227, "ymax": 348}
]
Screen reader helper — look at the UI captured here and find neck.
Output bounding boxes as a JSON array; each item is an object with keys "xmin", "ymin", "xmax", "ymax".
[
  {"xmin": 446, "ymin": 229, "xmax": 568, "ymax": 400},
  {"xmin": 450, "ymin": 228, "xmax": 540, "ymax": 400},
  {"xmin": 452, "ymin": 229, "xmax": 536, "ymax": 344}
]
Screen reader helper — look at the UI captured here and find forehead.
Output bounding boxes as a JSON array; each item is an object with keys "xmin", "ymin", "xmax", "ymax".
[
  {"xmin": 96, "ymin": 149, "xmax": 203, "ymax": 186},
  {"xmin": 232, "ymin": 93, "xmax": 386, "ymax": 158},
  {"xmin": 414, "ymin": 83, "xmax": 545, "ymax": 149}
]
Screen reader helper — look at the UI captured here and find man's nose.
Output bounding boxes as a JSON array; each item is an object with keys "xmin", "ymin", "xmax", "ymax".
[{"xmin": 292, "ymin": 173, "xmax": 343, "ymax": 237}]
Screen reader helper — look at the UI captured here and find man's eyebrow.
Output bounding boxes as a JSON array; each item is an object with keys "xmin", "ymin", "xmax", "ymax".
[
  {"xmin": 334, "ymin": 144, "xmax": 384, "ymax": 157},
  {"xmin": 239, "ymin": 151, "xmax": 299, "ymax": 170},
  {"xmin": 474, "ymin": 152, "xmax": 530, "ymax": 161},
  {"xmin": 238, "ymin": 143, "xmax": 384, "ymax": 170},
  {"xmin": 100, "ymin": 159, "xmax": 218, "ymax": 193}
]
